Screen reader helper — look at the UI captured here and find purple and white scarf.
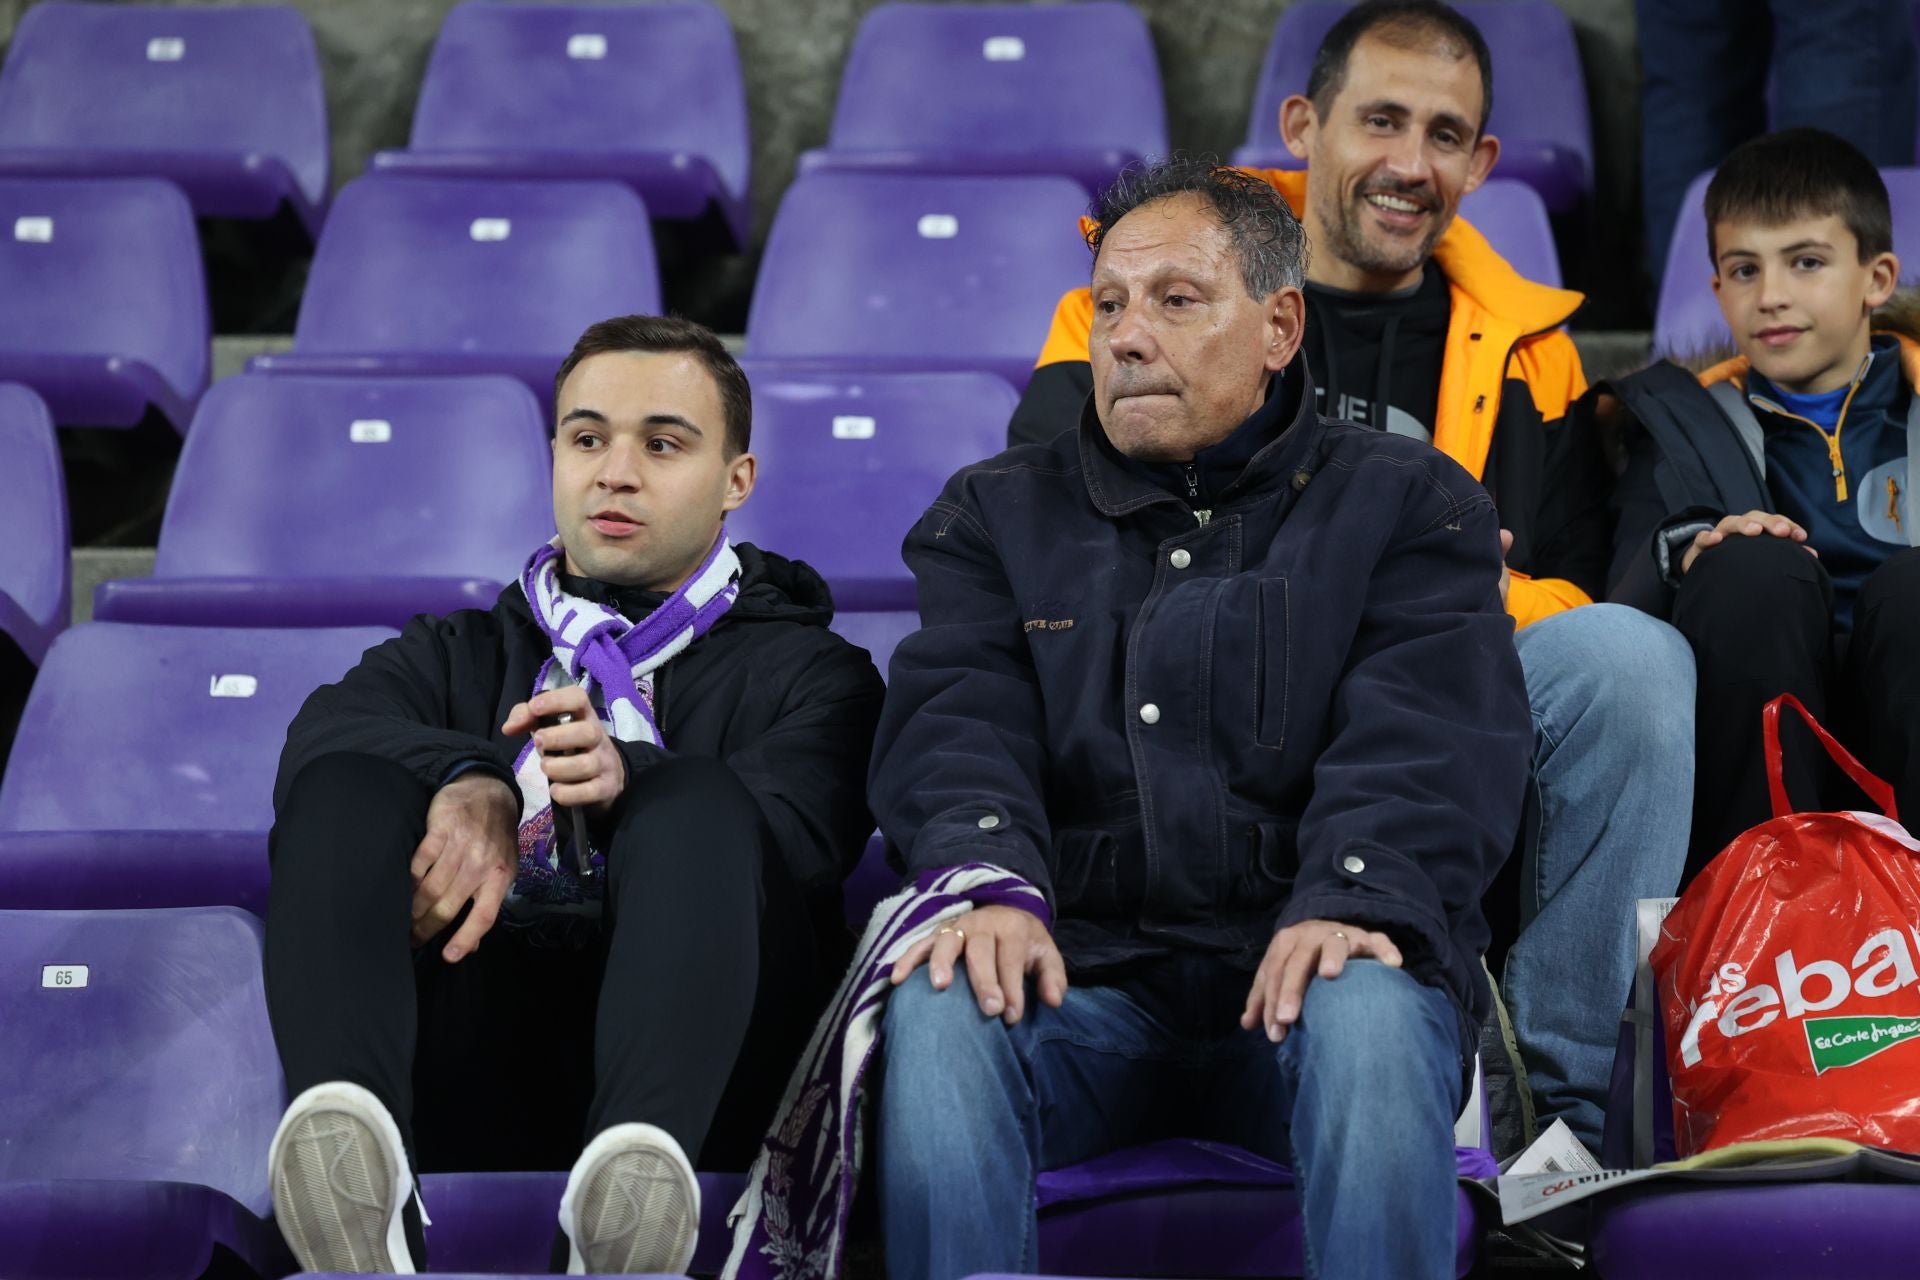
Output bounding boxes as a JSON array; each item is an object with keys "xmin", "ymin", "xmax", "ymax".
[
  {"xmin": 510, "ymin": 534, "xmax": 740, "ymax": 903},
  {"xmin": 723, "ymin": 862, "xmax": 1050, "ymax": 1280}
]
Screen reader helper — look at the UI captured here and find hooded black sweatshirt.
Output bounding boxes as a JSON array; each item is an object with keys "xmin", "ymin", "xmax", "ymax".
[{"xmin": 273, "ymin": 543, "xmax": 887, "ymax": 947}]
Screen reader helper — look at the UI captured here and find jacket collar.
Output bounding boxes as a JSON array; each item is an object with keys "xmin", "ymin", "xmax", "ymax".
[
  {"xmin": 1078, "ymin": 360, "xmax": 1325, "ymax": 519},
  {"xmin": 1701, "ymin": 332, "xmax": 1920, "ymax": 395}
]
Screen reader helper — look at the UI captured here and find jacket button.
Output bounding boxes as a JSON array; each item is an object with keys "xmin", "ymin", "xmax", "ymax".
[
  {"xmin": 1139, "ymin": 703, "xmax": 1161, "ymax": 725},
  {"xmin": 1170, "ymin": 549, "xmax": 1191, "ymax": 569},
  {"xmin": 1291, "ymin": 470, "xmax": 1312, "ymax": 492},
  {"xmin": 1342, "ymin": 854, "xmax": 1366, "ymax": 874},
  {"xmin": 977, "ymin": 814, "xmax": 1001, "ymax": 830}
]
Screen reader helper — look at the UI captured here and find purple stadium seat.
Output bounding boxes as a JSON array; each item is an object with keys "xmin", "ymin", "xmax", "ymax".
[
  {"xmin": 798, "ymin": 2, "xmax": 1167, "ymax": 197},
  {"xmin": 830, "ymin": 609, "xmax": 918, "ymax": 685},
  {"xmin": 0, "ymin": 385, "xmax": 67, "ymax": 667},
  {"xmin": 408, "ymin": 1170, "xmax": 744, "ymax": 1276},
  {"xmin": 1233, "ymin": 0, "xmax": 1594, "ymax": 214},
  {"xmin": 247, "ymin": 176, "xmax": 659, "ymax": 403},
  {"xmin": 1655, "ymin": 166, "xmax": 1920, "ymax": 357},
  {"xmin": 1459, "ymin": 177, "xmax": 1561, "ymax": 288},
  {"xmin": 0, "ymin": 622, "xmax": 392, "ymax": 915},
  {"xmin": 0, "ymin": 176, "xmax": 208, "ymax": 430},
  {"xmin": 0, "ymin": 2, "xmax": 328, "ymax": 238},
  {"xmin": 0, "ymin": 906, "xmax": 290, "ymax": 1280},
  {"xmin": 728, "ymin": 366, "xmax": 1016, "ymax": 609},
  {"xmin": 745, "ymin": 172, "xmax": 1091, "ymax": 391},
  {"xmin": 373, "ymin": 2, "xmax": 750, "ymax": 249},
  {"xmin": 93, "ymin": 374, "xmax": 552, "ymax": 629}
]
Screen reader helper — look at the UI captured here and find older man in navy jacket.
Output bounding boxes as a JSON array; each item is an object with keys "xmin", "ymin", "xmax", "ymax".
[{"xmin": 870, "ymin": 159, "xmax": 1532, "ymax": 1280}]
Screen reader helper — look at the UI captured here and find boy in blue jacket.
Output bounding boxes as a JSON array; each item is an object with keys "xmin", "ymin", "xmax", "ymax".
[{"xmin": 1606, "ymin": 129, "xmax": 1920, "ymax": 875}]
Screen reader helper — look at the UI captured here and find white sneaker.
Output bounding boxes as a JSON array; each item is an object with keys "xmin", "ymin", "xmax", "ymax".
[
  {"xmin": 559, "ymin": 1122, "xmax": 701, "ymax": 1275},
  {"xmin": 267, "ymin": 1081, "xmax": 420, "ymax": 1275}
]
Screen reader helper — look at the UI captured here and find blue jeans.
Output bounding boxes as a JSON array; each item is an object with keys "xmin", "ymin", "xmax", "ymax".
[
  {"xmin": 877, "ymin": 957, "xmax": 1464, "ymax": 1280},
  {"xmin": 1636, "ymin": 0, "xmax": 1918, "ymax": 286},
  {"xmin": 1508, "ymin": 604, "xmax": 1694, "ymax": 1150}
]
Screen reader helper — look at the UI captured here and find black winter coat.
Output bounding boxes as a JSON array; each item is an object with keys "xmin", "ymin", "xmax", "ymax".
[
  {"xmin": 870, "ymin": 368, "xmax": 1533, "ymax": 1057},
  {"xmin": 274, "ymin": 544, "xmax": 886, "ymax": 942}
]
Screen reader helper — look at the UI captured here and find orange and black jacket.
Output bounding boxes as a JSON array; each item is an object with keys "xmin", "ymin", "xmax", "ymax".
[{"xmin": 1007, "ymin": 168, "xmax": 1604, "ymax": 629}]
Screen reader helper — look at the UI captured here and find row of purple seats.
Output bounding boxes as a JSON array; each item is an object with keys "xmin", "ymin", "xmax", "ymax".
[
  {"xmin": 0, "ymin": 905, "xmax": 746, "ymax": 1280},
  {"xmin": 0, "ymin": 903, "xmax": 1491, "ymax": 1280},
  {"xmin": 1655, "ymin": 166, "xmax": 1920, "ymax": 356},
  {"xmin": 1235, "ymin": 0, "xmax": 1593, "ymax": 214}
]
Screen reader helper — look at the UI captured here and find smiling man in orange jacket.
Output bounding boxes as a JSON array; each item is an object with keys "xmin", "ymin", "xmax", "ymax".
[{"xmin": 1008, "ymin": 0, "xmax": 1697, "ymax": 1156}]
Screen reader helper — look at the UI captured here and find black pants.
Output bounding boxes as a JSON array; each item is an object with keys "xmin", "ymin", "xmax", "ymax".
[
  {"xmin": 265, "ymin": 751, "xmax": 824, "ymax": 1180},
  {"xmin": 1672, "ymin": 538, "xmax": 1920, "ymax": 881}
]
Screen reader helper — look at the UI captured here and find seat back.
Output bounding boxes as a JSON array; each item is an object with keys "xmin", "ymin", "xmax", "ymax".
[
  {"xmin": 825, "ymin": 2, "xmax": 1165, "ymax": 171},
  {"xmin": 0, "ymin": 623, "xmax": 389, "ymax": 835},
  {"xmin": 728, "ymin": 366, "xmax": 1016, "ymax": 609},
  {"xmin": 0, "ymin": 2, "xmax": 329, "ymax": 213},
  {"xmin": 289, "ymin": 176, "xmax": 659, "ymax": 390},
  {"xmin": 410, "ymin": 2, "xmax": 747, "ymax": 202},
  {"xmin": 1459, "ymin": 178, "xmax": 1561, "ymax": 288},
  {"xmin": 0, "ymin": 176, "xmax": 208, "ymax": 427},
  {"xmin": 156, "ymin": 374, "xmax": 551, "ymax": 585},
  {"xmin": 1656, "ymin": 166, "xmax": 1920, "ymax": 356},
  {"xmin": 0, "ymin": 384, "xmax": 67, "ymax": 663},
  {"xmin": 0, "ymin": 906, "xmax": 280, "ymax": 1214},
  {"xmin": 746, "ymin": 171, "xmax": 1091, "ymax": 389},
  {"xmin": 1236, "ymin": 0, "xmax": 1592, "ymax": 210}
]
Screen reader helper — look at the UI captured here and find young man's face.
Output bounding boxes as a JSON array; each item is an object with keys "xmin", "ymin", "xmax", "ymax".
[
  {"xmin": 1089, "ymin": 193, "xmax": 1304, "ymax": 462},
  {"xmin": 1712, "ymin": 214, "xmax": 1899, "ymax": 395},
  {"xmin": 1280, "ymin": 33, "xmax": 1500, "ymax": 292},
  {"xmin": 551, "ymin": 350, "xmax": 755, "ymax": 590}
]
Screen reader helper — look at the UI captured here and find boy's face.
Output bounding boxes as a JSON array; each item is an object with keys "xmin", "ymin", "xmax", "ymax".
[{"xmin": 1712, "ymin": 213, "xmax": 1899, "ymax": 394}]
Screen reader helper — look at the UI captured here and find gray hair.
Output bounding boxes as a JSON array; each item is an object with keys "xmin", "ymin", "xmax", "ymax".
[{"xmin": 1088, "ymin": 154, "xmax": 1309, "ymax": 296}]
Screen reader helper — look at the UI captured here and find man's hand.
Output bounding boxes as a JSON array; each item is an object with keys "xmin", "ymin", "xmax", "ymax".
[
  {"xmin": 1241, "ymin": 918, "xmax": 1404, "ymax": 1043},
  {"xmin": 889, "ymin": 904, "xmax": 1068, "ymax": 1025},
  {"xmin": 1680, "ymin": 510, "xmax": 1815, "ymax": 576},
  {"xmin": 1498, "ymin": 528, "xmax": 1514, "ymax": 607},
  {"xmin": 502, "ymin": 686, "xmax": 627, "ymax": 818},
  {"xmin": 411, "ymin": 772, "xmax": 519, "ymax": 962}
]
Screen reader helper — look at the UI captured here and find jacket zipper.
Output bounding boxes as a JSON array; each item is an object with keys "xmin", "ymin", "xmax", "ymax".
[
  {"xmin": 1892, "ymin": 475, "xmax": 1905, "ymax": 533},
  {"xmin": 1749, "ymin": 360, "xmax": 1870, "ymax": 504},
  {"xmin": 1184, "ymin": 462, "xmax": 1211, "ymax": 525}
]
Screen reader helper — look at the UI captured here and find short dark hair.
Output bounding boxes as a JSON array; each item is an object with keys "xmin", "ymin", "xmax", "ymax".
[
  {"xmin": 1088, "ymin": 155, "xmax": 1309, "ymax": 296},
  {"xmin": 1704, "ymin": 127, "xmax": 1894, "ymax": 266},
  {"xmin": 553, "ymin": 314, "xmax": 752, "ymax": 456},
  {"xmin": 1306, "ymin": 0, "xmax": 1494, "ymax": 135}
]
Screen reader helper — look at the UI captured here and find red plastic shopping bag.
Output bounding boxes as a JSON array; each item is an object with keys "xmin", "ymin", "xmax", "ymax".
[{"xmin": 1651, "ymin": 695, "xmax": 1920, "ymax": 1156}]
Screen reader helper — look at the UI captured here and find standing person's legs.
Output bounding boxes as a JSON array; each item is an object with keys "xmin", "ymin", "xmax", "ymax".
[
  {"xmin": 1847, "ymin": 548, "xmax": 1920, "ymax": 813},
  {"xmin": 1504, "ymin": 604, "xmax": 1694, "ymax": 1152},
  {"xmin": 878, "ymin": 969, "xmax": 1173, "ymax": 1280},
  {"xmin": 1672, "ymin": 535, "xmax": 1836, "ymax": 874},
  {"xmin": 1770, "ymin": 0, "xmax": 1918, "ymax": 170},
  {"xmin": 1214, "ymin": 960, "xmax": 1465, "ymax": 1280},
  {"xmin": 1634, "ymin": 0, "xmax": 1768, "ymax": 290}
]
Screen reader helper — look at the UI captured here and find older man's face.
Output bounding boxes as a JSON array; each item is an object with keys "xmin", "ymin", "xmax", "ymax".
[{"xmin": 1090, "ymin": 194, "xmax": 1299, "ymax": 462}]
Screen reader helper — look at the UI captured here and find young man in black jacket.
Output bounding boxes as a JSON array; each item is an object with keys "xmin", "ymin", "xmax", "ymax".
[
  {"xmin": 263, "ymin": 316, "xmax": 884, "ymax": 1276},
  {"xmin": 873, "ymin": 160, "xmax": 1532, "ymax": 1280}
]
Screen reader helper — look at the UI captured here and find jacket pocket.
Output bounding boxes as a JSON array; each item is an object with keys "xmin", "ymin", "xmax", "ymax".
[
  {"xmin": 1226, "ymin": 818, "xmax": 1301, "ymax": 910},
  {"xmin": 1254, "ymin": 578, "xmax": 1289, "ymax": 748},
  {"xmin": 1049, "ymin": 826, "xmax": 1139, "ymax": 920}
]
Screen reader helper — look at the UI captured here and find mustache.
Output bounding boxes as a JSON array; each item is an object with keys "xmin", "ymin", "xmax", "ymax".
[{"xmin": 1105, "ymin": 370, "xmax": 1181, "ymax": 399}]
